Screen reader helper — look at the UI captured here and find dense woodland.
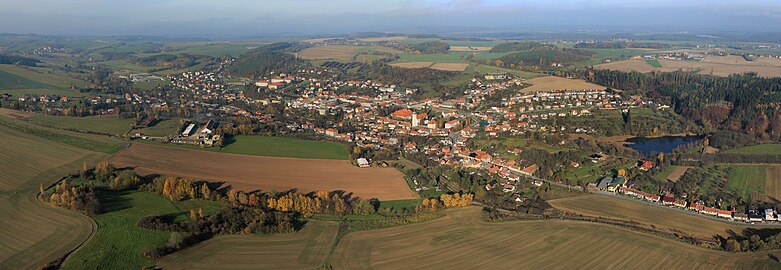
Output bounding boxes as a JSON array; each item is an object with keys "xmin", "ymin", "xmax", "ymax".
[
  {"xmin": 410, "ymin": 41, "xmax": 450, "ymax": 54},
  {"xmin": 133, "ymin": 53, "xmax": 206, "ymax": 70},
  {"xmin": 0, "ymin": 54, "xmax": 40, "ymax": 66}
]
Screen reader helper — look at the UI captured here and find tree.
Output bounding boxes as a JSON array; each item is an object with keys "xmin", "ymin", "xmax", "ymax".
[{"xmin": 200, "ymin": 183, "xmax": 210, "ymax": 199}]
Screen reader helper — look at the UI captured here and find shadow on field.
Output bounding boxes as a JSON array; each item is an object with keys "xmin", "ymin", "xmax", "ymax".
[{"xmin": 97, "ymin": 189, "xmax": 133, "ymax": 213}]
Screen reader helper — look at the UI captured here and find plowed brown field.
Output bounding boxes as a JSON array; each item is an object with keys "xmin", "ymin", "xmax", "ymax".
[{"xmin": 109, "ymin": 143, "xmax": 418, "ymax": 200}]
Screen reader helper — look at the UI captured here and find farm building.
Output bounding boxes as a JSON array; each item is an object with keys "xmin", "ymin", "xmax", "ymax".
[
  {"xmin": 182, "ymin": 123, "xmax": 196, "ymax": 136},
  {"xmin": 357, "ymin": 158, "xmax": 370, "ymax": 168}
]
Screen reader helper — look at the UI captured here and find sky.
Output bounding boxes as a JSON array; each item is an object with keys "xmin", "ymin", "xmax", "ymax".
[{"xmin": 1, "ymin": 0, "xmax": 781, "ymax": 36}]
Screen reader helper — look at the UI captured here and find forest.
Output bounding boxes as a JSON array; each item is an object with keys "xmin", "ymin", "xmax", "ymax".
[
  {"xmin": 0, "ymin": 54, "xmax": 40, "ymax": 66},
  {"xmin": 585, "ymin": 70, "xmax": 781, "ymax": 141},
  {"xmin": 410, "ymin": 41, "xmax": 450, "ymax": 54}
]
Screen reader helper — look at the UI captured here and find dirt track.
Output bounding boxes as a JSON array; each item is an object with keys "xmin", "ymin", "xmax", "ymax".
[{"xmin": 109, "ymin": 143, "xmax": 418, "ymax": 200}]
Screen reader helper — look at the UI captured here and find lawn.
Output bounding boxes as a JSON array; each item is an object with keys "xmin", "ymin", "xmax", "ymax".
[
  {"xmin": 28, "ymin": 114, "xmax": 134, "ymax": 136},
  {"xmin": 217, "ymin": 135, "xmax": 349, "ymax": 160},
  {"xmin": 645, "ymin": 59, "xmax": 663, "ymax": 68},
  {"xmin": 379, "ymin": 199, "xmax": 422, "ymax": 211},
  {"xmin": 62, "ymin": 190, "xmax": 224, "ymax": 270},
  {"xmin": 726, "ymin": 165, "xmax": 768, "ymax": 201},
  {"xmin": 725, "ymin": 144, "xmax": 781, "ymax": 155}
]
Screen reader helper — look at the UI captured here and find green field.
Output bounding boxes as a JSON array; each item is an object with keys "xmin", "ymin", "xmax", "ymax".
[
  {"xmin": 63, "ymin": 191, "xmax": 224, "ymax": 270},
  {"xmin": 379, "ymin": 199, "xmax": 422, "ymax": 211},
  {"xmin": 217, "ymin": 135, "xmax": 349, "ymax": 160},
  {"xmin": 171, "ymin": 42, "xmax": 270, "ymax": 57},
  {"xmin": 645, "ymin": 59, "xmax": 663, "ymax": 68},
  {"xmin": 726, "ymin": 165, "xmax": 768, "ymax": 201},
  {"xmin": 653, "ymin": 165, "xmax": 678, "ymax": 181},
  {"xmin": 0, "ymin": 118, "xmax": 125, "ymax": 153},
  {"xmin": 0, "ymin": 64, "xmax": 90, "ymax": 89},
  {"xmin": 0, "ymin": 88, "xmax": 85, "ymax": 98},
  {"xmin": 725, "ymin": 144, "xmax": 781, "ymax": 155},
  {"xmin": 28, "ymin": 114, "xmax": 134, "ymax": 136},
  {"xmin": 0, "ymin": 69, "xmax": 58, "ymax": 89}
]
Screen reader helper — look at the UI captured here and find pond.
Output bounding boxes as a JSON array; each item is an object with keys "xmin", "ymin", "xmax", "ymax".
[{"xmin": 625, "ymin": 135, "xmax": 702, "ymax": 155}]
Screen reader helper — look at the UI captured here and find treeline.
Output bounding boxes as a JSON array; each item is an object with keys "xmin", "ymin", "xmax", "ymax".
[
  {"xmin": 722, "ymin": 229, "xmax": 781, "ymax": 252},
  {"xmin": 225, "ymin": 42, "xmax": 303, "ymax": 78},
  {"xmin": 574, "ymin": 41, "xmax": 671, "ymax": 49},
  {"xmin": 44, "ymin": 160, "xmax": 140, "ymax": 215},
  {"xmin": 133, "ymin": 53, "xmax": 206, "ymax": 69},
  {"xmin": 489, "ymin": 42, "xmax": 553, "ymax": 53},
  {"xmin": 0, "ymin": 54, "xmax": 40, "ymax": 66},
  {"xmin": 586, "ymin": 70, "xmax": 781, "ymax": 141},
  {"xmin": 357, "ymin": 62, "xmax": 460, "ymax": 85},
  {"xmin": 411, "ymin": 41, "xmax": 450, "ymax": 54},
  {"xmin": 498, "ymin": 48, "xmax": 593, "ymax": 68}
]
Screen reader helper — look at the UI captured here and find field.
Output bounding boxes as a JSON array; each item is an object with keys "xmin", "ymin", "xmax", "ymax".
[
  {"xmin": 297, "ymin": 46, "xmax": 361, "ymax": 61},
  {"xmin": 768, "ymin": 166, "xmax": 781, "ymax": 203},
  {"xmin": 390, "ymin": 62, "xmax": 433, "ymax": 69},
  {"xmin": 0, "ymin": 117, "xmax": 125, "ymax": 154},
  {"xmin": 0, "ymin": 68, "xmax": 58, "ymax": 89},
  {"xmin": 330, "ymin": 207, "xmax": 779, "ymax": 269},
  {"xmin": 0, "ymin": 122, "xmax": 106, "ymax": 269},
  {"xmin": 596, "ymin": 56, "xmax": 781, "ymax": 77},
  {"xmin": 109, "ymin": 143, "xmax": 418, "ymax": 200},
  {"xmin": 0, "ymin": 64, "xmax": 90, "ymax": 89},
  {"xmin": 725, "ymin": 144, "xmax": 781, "ymax": 155},
  {"xmin": 157, "ymin": 219, "xmax": 339, "ymax": 269},
  {"xmin": 645, "ymin": 59, "xmax": 663, "ymax": 67},
  {"xmin": 429, "ymin": 62, "xmax": 470, "ymax": 71},
  {"xmin": 449, "ymin": 46, "xmax": 491, "ymax": 51},
  {"xmin": 130, "ymin": 118, "xmax": 183, "ymax": 137},
  {"xmin": 726, "ymin": 165, "xmax": 768, "ymax": 201},
  {"xmin": 27, "ymin": 114, "xmax": 134, "ymax": 136},
  {"xmin": 218, "ymin": 135, "xmax": 348, "ymax": 160},
  {"xmin": 548, "ymin": 195, "xmax": 746, "ymax": 238},
  {"xmin": 521, "ymin": 76, "xmax": 608, "ymax": 93},
  {"xmin": 654, "ymin": 165, "xmax": 689, "ymax": 182},
  {"xmin": 62, "ymin": 191, "xmax": 223, "ymax": 270}
]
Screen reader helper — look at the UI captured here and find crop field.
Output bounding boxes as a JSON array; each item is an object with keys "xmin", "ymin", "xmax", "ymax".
[
  {"xmin": 0, "ymin": 64, "xmax": 90, "ymax": 89},
  {"xmin": 109, "ymin": 143, "xmax": 418, "ymax": 200},
  {"xmin": 449, "ymin": 46, "xmax": 491, "ymax": 51},
  {"xmin": 157, "ymin": 220, "xmax": 339, "ymax": 269},
  {"xmin": 430, "ymin": 62, "xmax": 470, "ymax": 71},
  {"xmin": 767, "ymin": 166, "xmax": 781, "ymax": 203},
  {"xmin": 0, "ymin": 117, "xmax": 125, "ymax": 153},
  {"xmin": 521, "ymin": 76, "xmax": 608, "ymax": 93},
  {"xmin": 297, "ymin": 45, "xmax": 361, "ymax": 61},
  {"xmin": 726, "ymin": 165, "xmax": 768, "ymax": 201},
  {"xmin": 27, "ymin": 114, "xmax": 134, "ymax": 136},
  {"xmin": 0, "ymin": 68, "xmax": 58, "ymax": 89},
  {"xmin": 331, "ymin": 207, "xmax": 779, "ymax": 269},
  {"xmin": 645, "ymin": 59, "xmax": 663, "ymax": 67},
  {"xmin": 548, "ymin": 195, "xmax": 746, "ymax": 238},
  {"xmin": 725, "ymin": 144, "xmax": 781, "ymax": 155},
  {"xmin": 390, "ymin": 62, "xmax": 433, "ymax": 68},
  {"xmin": 62, "ymin": 190, "xmax": 223, "ymax": 270},
  {"xmin": 0, "ymin": 108, "xmax": 32, "ymax": 119},
  {"xmin": 171, "ymin": 42, "xmax": 270, "ymax": 57},
  {"xmin": 596, "ymin": 57, "xmax": 781, "ymax": 77},
  {"xmin": 0, "ymin": 123, "xmax": 106, "ymax": 269}
]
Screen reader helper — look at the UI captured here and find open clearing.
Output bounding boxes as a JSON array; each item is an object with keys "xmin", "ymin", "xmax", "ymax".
[
  {"xmin": 521, "ymin": 76, "xmax": 608, "ymax": 93},
  {"xmin": 109, "ymin": 143, "xmax": 418, "ymax": 200},
  {"xmin": 768, "ymin": 166, "xmax": 781, "ymax": 204},
  {"xmin": 218, "ymin": 135, "xmax": 349, "ymax": 160},
  {"xmin": 430, "ymin": 62, "xmax": 470, "ymax": 71},
  {"xmin": 157, "ymin": 219, "xmax": 338, "ymax": 269},
  {"xmin": 0, "ymin": 64, "xmax": 90, "ymax": 89},
  {"xmin": 0, "ymin": 122, "xmax": 105, "ymax": 269},
  {"xmin": 596, "ymin": 57, "xmax": 781, "ymax": 77},
  {"xmin": 331, "ymin": 207, "xmax": 779, "ymax": 269},
  {"xmin": 297, "ymin": 45, "xmax": 360, "ymax": 61},
  {"xmin": 390, "ymin": 61, "xmax": 433, "ymax": 69},
  {"xmin": 548, "ymin": 195, "xmax": 746, "ymax": 238}
]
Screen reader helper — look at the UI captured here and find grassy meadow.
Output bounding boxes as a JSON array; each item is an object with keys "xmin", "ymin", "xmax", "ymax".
[
  {"xmin": 27, "ymin": 114, "xmax": 134, "ymax": 136},
  {"xmin": 725, "ymin": 144, "xmax": 781, "ymax": 155}
]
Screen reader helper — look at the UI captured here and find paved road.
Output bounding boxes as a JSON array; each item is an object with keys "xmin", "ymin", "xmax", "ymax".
[{"xmin": 513, "ymin": 171, "xmax": 781, "ymax": 228}]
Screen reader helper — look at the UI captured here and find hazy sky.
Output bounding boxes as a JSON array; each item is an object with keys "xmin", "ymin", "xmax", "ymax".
[{"xmin": 1, "ymin": 0, "xmax": 780, "ymax": 36}]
